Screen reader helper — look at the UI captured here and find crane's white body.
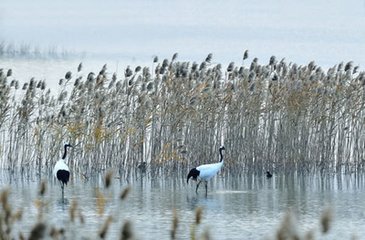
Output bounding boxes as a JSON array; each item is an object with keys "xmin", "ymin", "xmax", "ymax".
[
  {"xmin": 196, "ymin": 161, "xmax": 223, "ymax": 181},
  {"xmin": 53, "ymin": 160, "xmax": 69, "ymax": 178}
]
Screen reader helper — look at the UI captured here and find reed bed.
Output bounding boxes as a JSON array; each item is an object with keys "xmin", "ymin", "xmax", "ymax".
[
  {"xmin": 0, "ymin": 53, "xmax": 365, "ymax": 179},
  {"xmin": 0, "ymin": 41, "xmax": 78, "ymax": 59}
]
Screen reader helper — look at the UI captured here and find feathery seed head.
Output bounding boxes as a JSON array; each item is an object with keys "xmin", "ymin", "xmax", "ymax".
[
  {"xmin": 227, "ymin": 62, "xmax": 234, "ymax": 72},
  {"xmin": 344, "ymin": 61, "xmax": 353, "ymax": 72},
  {"xmin": 205, "ymin": 53, "xmax": 213, "ymax": 63},
  {"xmin": 112, "ymin": 72, "xmax": 117, "ymax": 82},
  {"xmin": 172, "ymin": 53, "xmax": 178, "ymax": 62},
  {"xmin": 192, "ymin": 62, "xmax": 198, "ymax": 72},
  {"xmin": 7, "ymin": 69, "xmax": 12, "ymax": 77},
  {"xmin": 162, "ymin": 59, "xmax": 169, "ymax": 68},
  {"xmin": 159, "ymin": 67, "xmax": 165, "ymax": 75},
  {"xmin": 353, "ymin": 66, "xmax": 359, "ymax": 74},
  {"xmin": 116, "ymin": 81, "xmax": 122, "ymax": 90},
  {"xmin": 146, "ymin": 82, "xmax": 154, "ymax": 91},
  {"xmin": 36, "ymin": 81, "xmax": 42, "ymax": 89},
  {"xmin": 29, "ymin": 222, "xmax": 47, "ymax": 240},
  {"xmin": 125, "ymin": 67, "xmax": 133, "ymax": 78},
  {"xmin": 30, "ymin": 78, "xmax": 35, "ymax": 89},
  {"xmin": 77, "ymin": 62, "xmax": 83, "ymax": 72},
  {"xmin": 65, "ymin": 71, "xmax": 72, "ymax": 80},
  {"xmin": 142, "ymin": 67, "xmax": 151, "ymax": 79},
  {"xmin": 99, "ymin": 216, "xmax": 113, "ymax": 239},
  {"xmin": 135, "ymin": 66, "xmax": 141, "ymax": 73},
  {"xmin": 120, "ymin": 220, "xmax": 133, "ymax": 240},
  {"xmin": 74, "ymin": 77, "xmax": 81, "ymax": 87},
  {"xmin": 22, "ymin": 83, "xmax": 28, "ymax": 90},
  {"xmin": 248, "ymin": 71, "xmax": 256, "ymax": 82},
  {"xmin": 195, "ymin": 207, "xmax": 203, "ymax": 225},
  {"xmin": 337, "ymin": 62, "xmax": 344, "ymax": 72},
  {"xmin": 276, "ymin": 211, "xmax": 299, "ymax": 240},
  {"xmin": 243, "ymin": 50, "xmax": 249, "ymax": 60},
  {"xmin": 320, "ymin": 208, "xmax": 333, "ymax": 234},
  {"xmin": 102, "ymin": 64, "xmax": 107, "ymax": 72},
  {"xmin": 250, "ymin": 61, "xmax": 257, "ymax": 72},
  {"xmin": 269, "ymin": 56, "xmax": 276, "ymax": 66},
  {"xmin": 199, "ymin": 62, "xmax": 207, "ymax": 71},
  {"xmin": 120, "ymin": 186, "xmax": 131, "ymax": 200},
  {"xmin": 87, "ymin": 72, "xmax": 95, "ymax": 81}
]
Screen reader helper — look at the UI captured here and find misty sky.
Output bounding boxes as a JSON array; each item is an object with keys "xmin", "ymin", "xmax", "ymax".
[{"xmin": 1, "ymin": 0, "xmax": 365, "ymax": 67}]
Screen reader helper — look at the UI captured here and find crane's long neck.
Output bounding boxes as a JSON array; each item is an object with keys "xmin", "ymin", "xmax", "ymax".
[
  {"xmin": 219, "ymin": 148, "xmax": 224, "ymax": 162},
  {"xmin": 62, "ymin": 145, "xmax": 69, "ymax": 160}
]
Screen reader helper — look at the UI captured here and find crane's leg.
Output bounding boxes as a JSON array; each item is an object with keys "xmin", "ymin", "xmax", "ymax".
[
  {"xmin": 196, "ymin": 180, "xmax": 202, "ymax": 193},
  {"xmin": 61, "ymin": 183, "xmax": 65, "ymax": 202},
  {"xmin": 204, "ymin": 181, "xmax": 208, "ymax": 196}
]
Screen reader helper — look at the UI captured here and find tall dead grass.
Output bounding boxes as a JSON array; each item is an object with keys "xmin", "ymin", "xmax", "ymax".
[{"xmin": 0, "ymin": 53, "xmax": 364, "ymax": 178}]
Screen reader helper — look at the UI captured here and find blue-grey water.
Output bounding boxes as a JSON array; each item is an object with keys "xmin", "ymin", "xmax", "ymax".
[{"xmin": 1, "ymin": 171, "xmax": 365, "ymax": 239}]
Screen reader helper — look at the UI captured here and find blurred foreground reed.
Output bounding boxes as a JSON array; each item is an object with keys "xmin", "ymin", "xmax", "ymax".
[{"xmin": 0, "ymin": 173, "xmax": 350, "ymax": 240}]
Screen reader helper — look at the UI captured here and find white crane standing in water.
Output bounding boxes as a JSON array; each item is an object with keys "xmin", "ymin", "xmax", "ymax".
[
  {"xmin": 53, "ymin": 144, "xmax": 72, "ymax": 200},
  {"xmin": 187, "ymin": 146, "xmax": 225, "ymax": 195}
]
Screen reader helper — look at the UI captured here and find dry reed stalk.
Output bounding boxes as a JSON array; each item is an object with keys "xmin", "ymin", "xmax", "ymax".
[
  {"xmin": 28, "ymin": 222, "xmax": 46, "ymax": 240},
  {"xmin": 1, "ymin": 54, "xmax": 365, "ymax": 177},
  {"xmin": 120, "ymin": 220, "xmax": 134, "ymax": 240},
  {"xmin": 99, "ymin": 215, "xmax": 113, "ymax": 239},
  {"xmin": 320, "ymin": 208, "xmax": 333, "ymax": 234},
  {"xmin": 170, "ymin": 209, "xmax": 179, "ymax": 240},
  {"xmin": 120, "ymin": 186, "xmax": 131, "ymax": 201},
  {"xmin": 275, "ymin": 211, "xmax": 299, "ymax": 240}
]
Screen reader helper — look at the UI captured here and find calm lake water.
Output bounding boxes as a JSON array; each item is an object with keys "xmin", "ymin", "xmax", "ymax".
[{"xmin": 1, "ymin": 171, "xmax": 365, "ymax": 239}]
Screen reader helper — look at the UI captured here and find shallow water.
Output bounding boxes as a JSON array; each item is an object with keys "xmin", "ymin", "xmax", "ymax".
[{"xmin": 1, "ymin": 171, "xmax": 365, "ymax": 239}]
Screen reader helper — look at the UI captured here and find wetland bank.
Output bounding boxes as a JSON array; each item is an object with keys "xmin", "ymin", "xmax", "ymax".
[{"xmin": 1, "ymin": 52, "xmax": 365, "ymax": 239}]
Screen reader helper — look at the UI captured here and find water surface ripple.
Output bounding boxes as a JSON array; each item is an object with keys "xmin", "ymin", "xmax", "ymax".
[{"xmin": 1, "ymin": 172, "xmax": 365, "ymax": 239}]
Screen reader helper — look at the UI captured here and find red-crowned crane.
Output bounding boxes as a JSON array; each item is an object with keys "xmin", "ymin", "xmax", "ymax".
[
  {"xmin": 187, "ymin": 146, "xmax": 225, "ymax": 195},
  {"xmin": 53, "ymin": 144, "xmax": 72, "ymax": 200}
]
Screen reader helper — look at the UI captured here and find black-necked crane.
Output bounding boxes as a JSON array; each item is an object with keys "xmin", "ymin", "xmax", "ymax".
[
  {"xmin": 53, "ymin": 144, "xmax": 72, "ymax": 200},
  {"xmin": 187, "ymin": 146, "xmax": 225, "ymax": 195}
]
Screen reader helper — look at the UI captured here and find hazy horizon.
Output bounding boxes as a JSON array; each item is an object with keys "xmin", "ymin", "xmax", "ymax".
[{"xmin": 1, "ymin": 0, "xmax": 365, "ymax": 67}]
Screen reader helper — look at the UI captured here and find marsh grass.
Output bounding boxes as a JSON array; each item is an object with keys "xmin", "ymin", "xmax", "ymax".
[
  {"xmin": 0, "ymin": 53, "xmax": 365, "ymax": 180},
  {"xmin": 0, "ymin": 41, "xmax": 79, "ymax": 59}
]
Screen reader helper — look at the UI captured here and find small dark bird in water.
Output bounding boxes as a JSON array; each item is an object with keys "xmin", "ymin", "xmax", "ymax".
[
  {"xmin": 266, "ymin": 171, "xmax": 273, "ymax": 178},
  {"xmin": 137, "ymin": 162, "xmax": 147, "ymax": 173}
]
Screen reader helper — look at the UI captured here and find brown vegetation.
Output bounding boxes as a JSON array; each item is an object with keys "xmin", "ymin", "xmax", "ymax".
[{"xmin": 0, "ymin": 53, "xmax": 364, "ymax": 179}]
